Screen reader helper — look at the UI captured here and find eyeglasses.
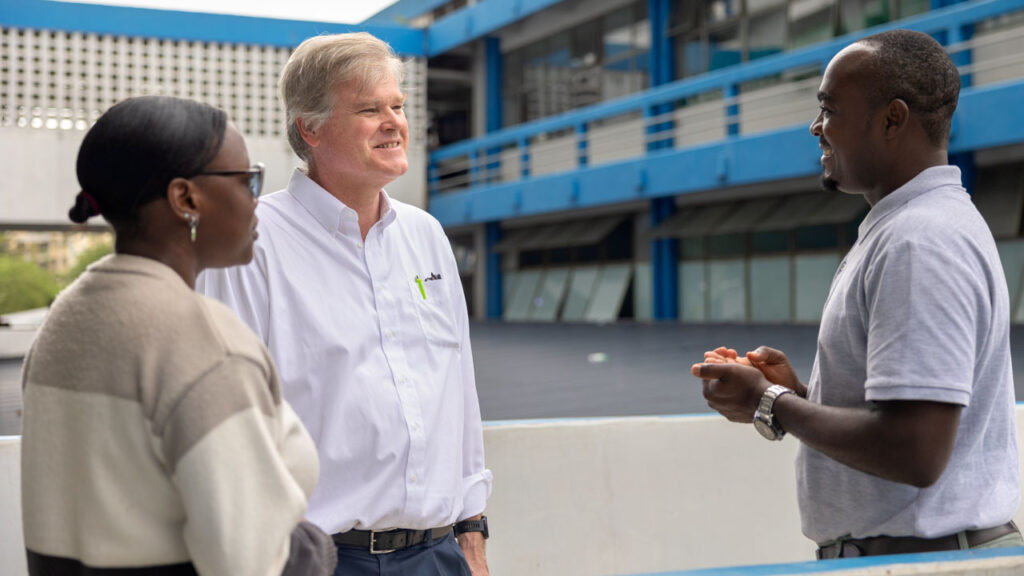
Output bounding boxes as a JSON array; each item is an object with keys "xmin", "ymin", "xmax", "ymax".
[{"xmin": 195, "ymin": 162, "xmax": 265, "ymax": 198}]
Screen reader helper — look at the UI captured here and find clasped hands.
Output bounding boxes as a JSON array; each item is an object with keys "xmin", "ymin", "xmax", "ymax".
[{"xmin": 690, "ymin": 346, "xmax": 802, "ymax": 423}]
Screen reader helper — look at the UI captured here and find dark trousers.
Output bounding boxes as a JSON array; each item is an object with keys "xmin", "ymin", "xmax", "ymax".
[{"xmin": 332, "ymin": 533, "xmax": 471, "ymax": 576}]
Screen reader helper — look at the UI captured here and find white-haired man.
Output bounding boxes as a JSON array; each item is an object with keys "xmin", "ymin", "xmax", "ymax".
[{"xmin": 199, "ymin": 32, "xmax": 492, "ymax": 576}]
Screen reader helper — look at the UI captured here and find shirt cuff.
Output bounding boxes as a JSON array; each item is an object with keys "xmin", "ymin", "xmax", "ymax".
[{"xmin": 459, "ymin": 469, "xmax": 493, "ymax": 521}]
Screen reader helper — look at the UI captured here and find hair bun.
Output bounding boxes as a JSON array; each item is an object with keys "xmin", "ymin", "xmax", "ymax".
[{"xmin": 68, "ymin": 190, "xmax": 101, "ymax": 223}]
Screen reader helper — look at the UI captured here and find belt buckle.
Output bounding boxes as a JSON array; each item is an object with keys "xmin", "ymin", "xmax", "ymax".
[{"xmin": 369, "ymin": 530, "xmax": 396, "ymax": 555}]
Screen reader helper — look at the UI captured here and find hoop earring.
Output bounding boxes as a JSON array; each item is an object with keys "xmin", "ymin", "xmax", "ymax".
[{"xmin": 184, "ymin": 212, "xmax": 199, "ymax": 243}]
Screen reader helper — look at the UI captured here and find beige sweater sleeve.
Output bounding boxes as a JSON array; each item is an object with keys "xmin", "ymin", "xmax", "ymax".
[{"xmin": 163, "ymin": 356, "xmax": 328, "ymax": 576}]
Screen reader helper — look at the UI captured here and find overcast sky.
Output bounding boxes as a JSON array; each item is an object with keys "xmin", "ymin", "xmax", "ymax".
[{"xmin": 57, "ymin": 0, "xmax": 401, "ymax": 24}]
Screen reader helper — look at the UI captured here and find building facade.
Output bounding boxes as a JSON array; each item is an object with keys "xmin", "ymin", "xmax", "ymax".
[{"xmin": 3, "ymin": 0, "xmax": 1024, "ymax": 325}]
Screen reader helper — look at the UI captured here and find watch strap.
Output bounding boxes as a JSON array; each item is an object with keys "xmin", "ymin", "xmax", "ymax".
[{"xmin": 454, "ymin": 516, "xmax": 488, "ymax": 539}]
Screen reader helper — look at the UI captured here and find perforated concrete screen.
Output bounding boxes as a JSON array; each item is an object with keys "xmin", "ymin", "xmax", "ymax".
[
  {"xmin": 0, "ymin": 27, "xmax": 427, "ymax": 141},
  {"xmin": 0, "ymin": 26, "xmax": 428, "ymax": 224},
  {"xmin": 0, "ymin": 28, "xmax": 290, "ymax": 136}
]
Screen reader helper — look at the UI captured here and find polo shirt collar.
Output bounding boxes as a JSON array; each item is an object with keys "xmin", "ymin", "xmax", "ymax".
[{"xmin": 858, "ymin": 165, "xmax": 963, "ymax": 239}]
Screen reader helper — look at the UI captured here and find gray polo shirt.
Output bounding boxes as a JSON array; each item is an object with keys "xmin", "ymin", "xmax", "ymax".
[{"xmin": 797, "ymin": 165, "xmax": 1019, "ymax": 543}]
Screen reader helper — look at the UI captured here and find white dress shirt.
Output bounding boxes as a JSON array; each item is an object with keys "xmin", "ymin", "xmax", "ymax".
[{"xmin": 198, "ymin": 169, "xmax": 492, "ymax": 534}]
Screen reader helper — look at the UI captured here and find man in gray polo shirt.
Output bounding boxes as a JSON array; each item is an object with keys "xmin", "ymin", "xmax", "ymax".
[{"xmin": 691, "ymin": 29, "xmax": 1021, "ymax": 559}]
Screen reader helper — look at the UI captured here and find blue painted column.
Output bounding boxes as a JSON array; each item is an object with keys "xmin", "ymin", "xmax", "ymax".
[
  {"xmin": 484, "ymin": 36, "xmax": 505, "ymax": 319},
  {"xmin": 485, "ymin": 222, "xmax": 503, "ymax": 319},
  {"xmin": 947, "ymin": 23, "xmax": 976, "ymax": 195},
  {"xmin": 648, "ymin": 0, "xmax": 678, "ymax": 320}
]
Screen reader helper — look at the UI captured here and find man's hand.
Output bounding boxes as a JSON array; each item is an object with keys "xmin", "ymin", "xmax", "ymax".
[
  {"xmin": 456, "ymin": 519, "xmax": 489, "ymax": 576},
  {"xmin": 703, "ymin": 346, "xmax": 752, "ymax": 366},
  {"xmin": 744, "ymin": 346, "xmax": 805, "ymax": 396},
  {"xmin": 690, "ymin": 361, "xmax": 772, "ymax": 423}
]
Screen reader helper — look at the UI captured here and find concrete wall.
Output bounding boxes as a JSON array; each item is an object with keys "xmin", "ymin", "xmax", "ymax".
[
  {"xmin": 4, "ymin": 412, "xmax": 1024, "ymax": 575},
  {"xmin": 0, "ymin": 437, "xmax": 26, "ymax": 576}
]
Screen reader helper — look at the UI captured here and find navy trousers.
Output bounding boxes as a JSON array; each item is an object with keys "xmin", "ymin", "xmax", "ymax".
[{"xmin": 332, "ymin": 533, "xmax": 472, "ymax": 576}]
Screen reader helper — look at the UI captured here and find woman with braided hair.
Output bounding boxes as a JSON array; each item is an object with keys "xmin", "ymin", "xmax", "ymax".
[{"xmin": 21, "ymin": 95, "xmax": 337, "ymax": 575}]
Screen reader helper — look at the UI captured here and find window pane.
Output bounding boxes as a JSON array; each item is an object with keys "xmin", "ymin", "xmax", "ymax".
[
  {"xmin": 708, "ymin": 259, "xmax": 746, "ymax": 321},
  {"xmin": 505, "ymin": 269, "xmax": 542, "ymax": 321},
  {"xmin": 897, "ymin": 0, "xmax": 929, "ymax": 18},
  {"xmin": 705, "ymin": 0, "xmax": 740, "ymax": 24},
  {"xmin": 528, "ymin": 268, "xmax": 570, "ymax": 322},
  {"xmin": 680, "ymin": 261, "xmax": 707, "ymax": 322},
  {"xmin": 789, "ymin": 0, "xmax": 835, "ymax": 49},
  {"xmin": 709, "ymin": 24, "xmax": 742, "ymax": 70},
  {"xmin": 749, "ymin": 9, "xmax": 786, "ymax": 60},
  {"xmin": 708, "ymin": 233, "xmax": 746, "ymax": 257},
  {"xmin": 794, "ymin": 253, "xmax": 839, "ymax": 322},
  {"xmin": 562, "ymin": 266, "xmax": 600, "ymax": 321},
  {"xmin": 752, "ymin": 230, "xmax": 789, "ymax": 253},
  {"xmin": 974, "ymin": 164, "xmax": 1024, "ymax": 239},
  {"xmin": 840, "ymin": 0, "xmax": 890, "ymax": 34},
  {"xmin": 584, "ymin": 264, "xmax": 633, "ymax": 322},
  {"xmin": 633, "ymin": 261, "xmax": 653, "ymax": 321},
  {"xmin": 677, "ymin": 33, "xmax": 707, "ymax": 78},
  {"xmin": 750, "ymin": 256, "xmax": 792, "ymax": 322},
  {"xmin": 997, "ymin": 240, "xmax": 1024, "ymax": 323}
]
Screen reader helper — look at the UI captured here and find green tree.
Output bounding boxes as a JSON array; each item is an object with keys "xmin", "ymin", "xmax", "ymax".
[
  {"xmin": 0, "ymin": 255, "xmax": 60, "ymax": 315},
  {"xmin": 66, "ymin": 241, "xmax": 113, "ymax": 283}
]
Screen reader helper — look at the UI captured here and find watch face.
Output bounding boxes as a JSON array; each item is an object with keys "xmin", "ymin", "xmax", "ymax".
[{"xmin": 754, "ymin": 414, "xmax": 780, "ymax": 440}]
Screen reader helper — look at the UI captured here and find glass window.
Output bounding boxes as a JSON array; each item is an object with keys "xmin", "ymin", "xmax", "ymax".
[
  {"xmin": 708, "ymin": 24, "xmax": 742, "ymax": 71},
  {"xmin": 708, "ymin": 233, "xmax": 746, "ymax": 256},
  {"xmin": 789, "ymin": 0, "xmax": 836, "ymax": 49},
  {"xmin": 603, "ymin": 7, "xmax": 633, "ymax": 62},
  {"xmin": 672, "ymin": 0, "xmax": 701, "ymax": 32},
  {"xmin": 677, "ymin": 32, "xmax": 708, "ymax": 78},
  {"xmin": 705, "ymin": 0, "xmax": 741, "ymax": 24},
  {"xmin": 997, "ymin": 240, "xmax": 1024, "ymax": 322},
  {"xmin": 679, "ymin": 261, "xmax": 707, "ymax": 322},
  {"xmin": 897, "ymin": 0, "xmax": 929, "ymax": 19},
  {"xmin": 708, "ymin": 259, "xmax": 746, "ymax": 321},
  {"xmin": 974, "ymin": 164, "xmax": 1024, "ymax": 239},
  {"xmin": 562, "ymin": 266, "xmax": 600, "ymax": 321},
  {"xmin": 750, "ymin": 256, "xmax": 792, "ymax": 322},
  {"xmin": 528, "ymin": 268, "xmax": 570, "ymax": 321},
  {"xmin": 749, "ymin": 8, "xmax": 786, "ymax": 61},
  {"xmin": 570, "ymin": 18, "xmax": 603, "ymax": 108},
  {"xmin": 840, "ymin": 0, "xmax": 890, "ymax": 34},
  {"xmin": 795, "ymin": 224, "xmax": 839, "ymax": 250},
  {"xmin": 505, "ymin": 269, "xmax": 542, "ymax": 321},
  {"xmin": 794, "ymin": 253, "xmax": 839, "ymax": 322},
  {"xmin": 681, "ymin": 237, "xmax": 705, "ymax": 260},
  {"xmin": 633, "ymin": 262, "xmax": 653, "ymax": 321},
  {"xmin": 752, "ymin": 230, "xmax": 789, "ymax": 253},
  {"xmin": 584, "ymin": 264, "xmax": 633, "ymax": 322},
  {"xmin": 748, "ymin": 0, "xmax": 787, "ymax": 12}
]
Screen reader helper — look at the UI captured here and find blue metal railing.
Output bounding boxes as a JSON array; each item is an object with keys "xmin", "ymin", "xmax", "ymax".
[{"xmin": 428, "ymin": 0, "xmax": 1024, "ymax": 198}]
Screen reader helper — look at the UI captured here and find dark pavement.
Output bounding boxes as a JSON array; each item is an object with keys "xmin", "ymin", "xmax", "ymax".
[
  {"xmin": 4, "ymin": 323, "xmax": 1024, "ymax": 430},
  {"xmin": 468, "ymin": 322, "xmax": 1024, "ymax": 421}
]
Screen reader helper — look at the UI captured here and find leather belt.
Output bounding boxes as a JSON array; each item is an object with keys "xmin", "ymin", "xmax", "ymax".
[
  {"xmin": 816, "ymin": 521, "xmax": 1019, "ymax": 559},
  {"xmin": 332, "ymin": 526, "xmax": 454, "ymax": 555}
]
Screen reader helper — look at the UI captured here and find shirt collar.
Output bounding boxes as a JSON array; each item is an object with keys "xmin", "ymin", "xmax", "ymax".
[
  {"xmin": 287, "ymin": 168, "xmax": 398, "ymax": 233},
  {"xmin": 857, "ymin": 165, "xmax": 963, "ymax": 239}
]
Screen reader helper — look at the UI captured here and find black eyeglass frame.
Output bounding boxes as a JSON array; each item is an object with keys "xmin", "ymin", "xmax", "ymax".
[{"xmin": 195, "ymin": 162, "xmax": 265, "ymax": 198}]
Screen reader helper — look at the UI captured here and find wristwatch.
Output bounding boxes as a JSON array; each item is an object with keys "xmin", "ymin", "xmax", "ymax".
[
  {"xmin": 454, "ymin": 516, "xmax": 489, "ymax": 539},
  {"xmin": 753, "ymin": 385, "xmax": 794, "ymax": 441}
]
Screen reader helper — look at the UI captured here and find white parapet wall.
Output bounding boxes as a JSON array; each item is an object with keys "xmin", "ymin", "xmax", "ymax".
[{"xmin": 4, "ymin": 411, "xmax": 1024, "ymax": 575}]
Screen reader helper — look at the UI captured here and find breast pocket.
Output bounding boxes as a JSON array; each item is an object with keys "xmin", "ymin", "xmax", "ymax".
[{"xmin": 410, "ymin": 274, "xmax": 461, "ymax": 349}]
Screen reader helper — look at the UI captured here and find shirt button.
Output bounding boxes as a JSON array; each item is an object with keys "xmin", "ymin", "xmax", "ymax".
[
  {"xmin": 410, "ymin": 474, "xmax": 417, "ymax": 483},
  {"xmin": 357, "ymin": 242, "xmax": 364, "ymax": 249},
  {"xmin": 386, "ymin": 330, "xmax": 395, "ymax": 339}
]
